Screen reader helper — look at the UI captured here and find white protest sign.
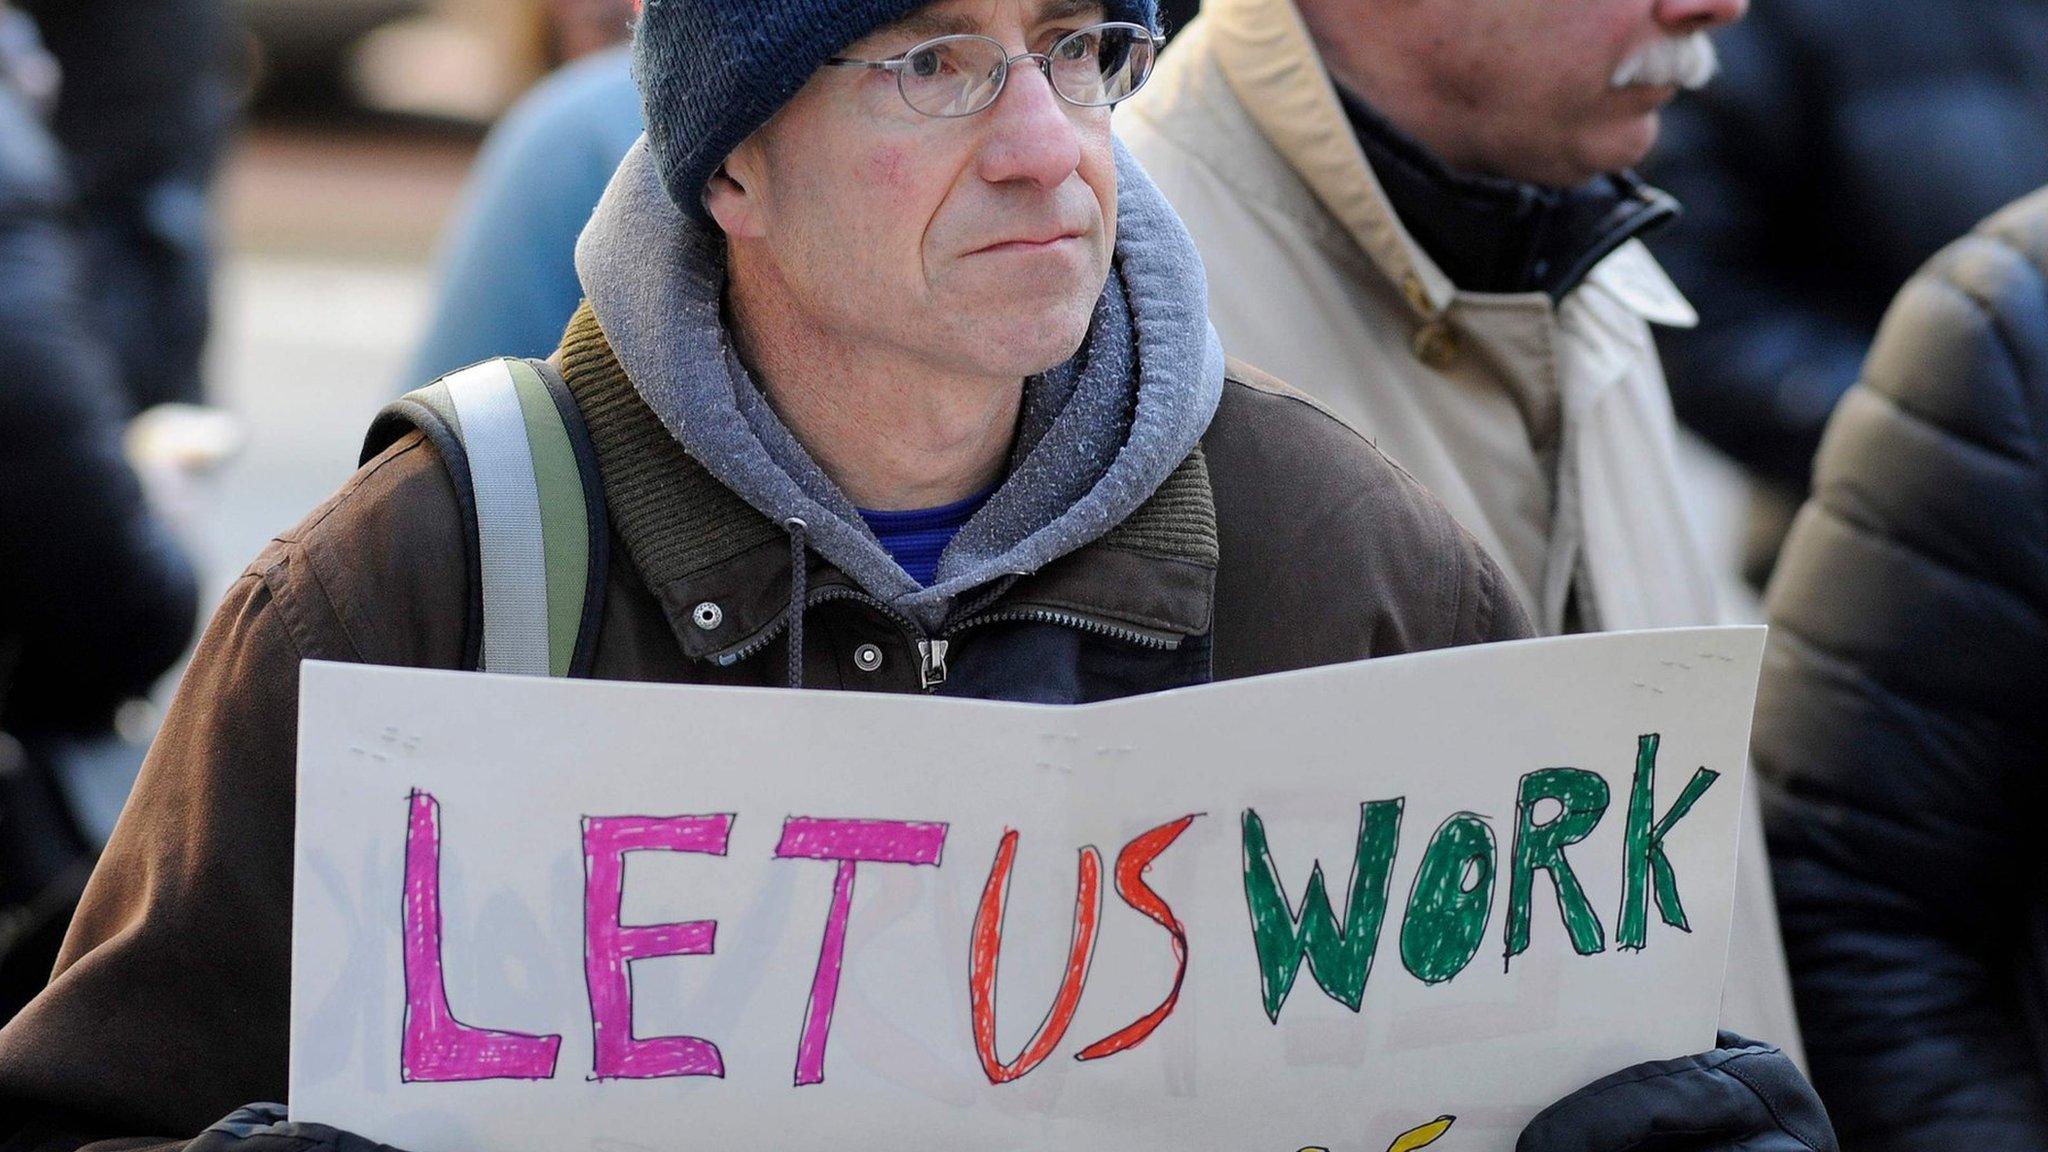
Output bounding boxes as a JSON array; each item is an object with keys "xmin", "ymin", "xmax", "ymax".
[{"xmin": 290, "ymin": 627, "xmax": 1764, "ymax": 1152}]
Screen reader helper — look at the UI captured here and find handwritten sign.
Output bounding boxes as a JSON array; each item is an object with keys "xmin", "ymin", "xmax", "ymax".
[{"xmin": 289, "ymin": 627, "xmax": 1764, "ymax": 1152}]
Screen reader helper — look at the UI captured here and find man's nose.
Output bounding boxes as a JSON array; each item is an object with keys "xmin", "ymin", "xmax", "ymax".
[
  {"xmin": 1654, "ymin": 0, "xmax": 1747, "ymax": 33},
  {"xmin": 974, "ymin": 60, "xmax": 1084, "ymax": 189}
]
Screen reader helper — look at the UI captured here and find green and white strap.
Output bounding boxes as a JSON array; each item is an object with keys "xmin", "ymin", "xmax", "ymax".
[{"xmin": 419, "ymin": 359, "xmax": 591, "ymax": 677}]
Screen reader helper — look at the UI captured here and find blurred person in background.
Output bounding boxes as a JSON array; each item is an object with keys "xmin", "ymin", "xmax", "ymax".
[
  {"xmin": 0, "ymin": 0, "xmax": 226, "ymax": 1022},
  {"xmin": 549, "ymin": 0, "xmax": 639, "ymax": 61},
  {"xmin": 408, "ymin": 0, "xmax": 1203, "ymax": 383},
  {"xmin": 1117, "ymin": 0, "xmax": 1804, "ymax": 1056},
  {"xmin": 405, "ymin": 37, "xmax": 643, "ymax": 381},
  {"xmin": 1756, "ymin": 186, "xmax": 2048, "ymax": 1150},
  {"xmin": 1645, "ymin": 3, "xmax": 2048, "ymax": 585},
  {"xmin": 10, "ymin": 0, "xmax": 233, "ymax": 413}
]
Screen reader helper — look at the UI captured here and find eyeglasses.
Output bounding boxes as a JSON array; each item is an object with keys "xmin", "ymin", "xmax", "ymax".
[{"xmin": 823, "ymin": 21, "xmax": 1159, "ymax": 119}]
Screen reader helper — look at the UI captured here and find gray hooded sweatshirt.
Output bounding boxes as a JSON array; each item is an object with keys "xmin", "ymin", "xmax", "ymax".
[{"xmin": 575, "ymin": 135, "xmax": 1225, "ymax": 650}]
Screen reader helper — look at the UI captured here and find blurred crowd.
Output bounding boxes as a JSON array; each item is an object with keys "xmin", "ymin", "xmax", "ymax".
[{"xmin": 0, "ymin": 0, "xmax": 2043, "ymax": 1149}]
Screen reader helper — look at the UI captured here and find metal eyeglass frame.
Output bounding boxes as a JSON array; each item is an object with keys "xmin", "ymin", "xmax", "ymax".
[{"xmin": 822, "ymin": 21, "xmax": 1161, "ymax": 118}]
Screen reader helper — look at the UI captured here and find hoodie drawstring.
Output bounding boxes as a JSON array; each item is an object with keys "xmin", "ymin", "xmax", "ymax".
[{"xmin": 783, "ymin": 517, "xmax": 808, "ymax": 690}]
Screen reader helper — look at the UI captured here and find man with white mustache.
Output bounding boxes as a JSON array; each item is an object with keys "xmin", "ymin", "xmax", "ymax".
[
  {"xmin": 1119, "ymin": 0, "xmax": 1804, "ymax": 1062},
  {"xmin": 1614, "ymin": 30, "xmax": 1721, "ymax": 92}
]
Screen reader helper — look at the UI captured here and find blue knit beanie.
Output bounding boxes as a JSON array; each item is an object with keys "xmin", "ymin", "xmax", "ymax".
[{"xmin": 633, "ymin": 0, "xmax": 1159, "ymax": 223}]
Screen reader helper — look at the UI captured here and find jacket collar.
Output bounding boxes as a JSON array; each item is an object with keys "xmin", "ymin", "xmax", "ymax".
[
  {"xmin": 1341, "ymin": 89, "xmax": 1680, "ymax": 304},
  {"xmin": 1200, "ymin": 0, "xmax": 1696, "ymax": 327},
  {"xmin": 555, "ymin": 303, "xmax": 1217, "ymax": 663},
  {"xmin": 1581, "ymin": 239, "xmax": 1698, "ymax": 328}
]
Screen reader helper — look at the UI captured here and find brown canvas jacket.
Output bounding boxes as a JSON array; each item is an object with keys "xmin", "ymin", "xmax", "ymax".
[{"xmin": 0, "ymin": 308, "xmax": 1528, "ymax": 1151}]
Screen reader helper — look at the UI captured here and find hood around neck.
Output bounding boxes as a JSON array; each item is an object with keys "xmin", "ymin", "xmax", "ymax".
[{"xmin": 575, "ymin": 135, "xmax": 1225, "ymax": 631}]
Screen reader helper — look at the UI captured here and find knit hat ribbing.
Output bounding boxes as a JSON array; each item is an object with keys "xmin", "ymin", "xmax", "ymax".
[{"xmin": 633, "ymin": 0, "xmax": 1158, "ymax": 224}]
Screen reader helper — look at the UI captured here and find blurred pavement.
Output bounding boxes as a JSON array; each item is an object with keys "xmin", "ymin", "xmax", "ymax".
[{"xmin": 194, "ymin": 126, "xmax": 476, "ymax": 605}]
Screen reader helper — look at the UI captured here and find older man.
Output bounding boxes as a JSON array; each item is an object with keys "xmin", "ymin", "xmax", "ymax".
[
  {"xmin": 0, "ymin": 2, "xmax": 1825, "ymax": 1150},
  {"xmin": 1117, "ymin": 0, "xmax": 1803, "ymax": 1054}
]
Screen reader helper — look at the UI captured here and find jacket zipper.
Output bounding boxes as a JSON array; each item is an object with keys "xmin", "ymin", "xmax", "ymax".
[
  {"xmin": 714, "ymin": 585, "xmax": 914, "ymax": 665},
  {"xmin": 715, "ymin": 587, "xmax": 1179, "ymax": 690},
  {"xmin": 717, "ymin": 585, "xmax": 954, "ymax": 687},
  {"xmin": 915, "ymin": 639, "xmax": 950, "ymax": 689},
  {"xmin": 942, "ymin": 607, "xmax": 1183, "ymax": 651}
]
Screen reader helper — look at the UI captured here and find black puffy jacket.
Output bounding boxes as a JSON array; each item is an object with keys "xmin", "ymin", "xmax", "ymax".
[
  {"xmin": 1644, "ymin": 0, "xmax": 2048, "ymax": 489},
  {"xmin": 1755, "ymin": 186, "xmax": 2048, "ymax": 1149}
]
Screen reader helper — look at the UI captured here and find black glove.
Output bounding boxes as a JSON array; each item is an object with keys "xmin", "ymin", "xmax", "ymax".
[
  {"xmin": 1517, "ymin": 1032, "xmax": 1836, "ymax": 1152},
  {"xmin": 188, "ymin": 1105, "xmax": 412, "ymax": 1152}
]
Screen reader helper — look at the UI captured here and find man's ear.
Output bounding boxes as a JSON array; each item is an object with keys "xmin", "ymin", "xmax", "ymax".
[{"xmin": 704, "ymin": 149, "xmax": 767, "ymax": 239}]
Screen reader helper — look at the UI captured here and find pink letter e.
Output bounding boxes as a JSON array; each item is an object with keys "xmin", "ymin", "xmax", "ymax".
[{"xmin": 582, "ymin": 814, "xmax": 733, "ymax": 1079}]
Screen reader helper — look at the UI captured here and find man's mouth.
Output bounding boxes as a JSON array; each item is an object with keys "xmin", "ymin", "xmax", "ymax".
[{"xmin": 969, "ymin": 229, "xmax": 1087, "ymax": 256}]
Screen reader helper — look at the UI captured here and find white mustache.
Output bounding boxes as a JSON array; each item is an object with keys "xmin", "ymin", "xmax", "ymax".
[{"xmin": 1610, "ymin": 31, "xmax": 1719, "ymax": 90}]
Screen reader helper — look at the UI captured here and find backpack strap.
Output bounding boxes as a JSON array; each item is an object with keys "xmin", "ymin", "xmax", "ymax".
[{"xmin": 362, "ymin": 357, "xmax": 608, "ymax": 678}]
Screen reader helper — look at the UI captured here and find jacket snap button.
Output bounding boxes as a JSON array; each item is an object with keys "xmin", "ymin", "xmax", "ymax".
[
  {"xmin": 853, "ymin": 643, "xmax": 884, "ymax": 673},
  {"xmin": 691, "ymin": 601, "xmax": 723, "ymax": 630},
  {"xmin": 1412, "ymin": 321, "xmax": 1460, "ymax": 369}
]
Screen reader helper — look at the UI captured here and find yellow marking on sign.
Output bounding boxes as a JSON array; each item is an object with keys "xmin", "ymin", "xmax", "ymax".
[{"xmin": 1387, "ymin": 1115, "xmax": 1457, "ymax": 1152}]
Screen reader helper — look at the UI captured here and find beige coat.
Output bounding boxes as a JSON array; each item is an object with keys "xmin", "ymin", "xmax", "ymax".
[{"xmin": 1120, "ymin": 0, "xmax": 1804, "ymax": 1059}]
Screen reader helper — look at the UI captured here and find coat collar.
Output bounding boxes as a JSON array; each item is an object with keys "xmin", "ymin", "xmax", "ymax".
[
  {"xmin": 554, "ymin": 303, "xmax": 1218, "ymax": 662},
  {"xmin": 1199, "ymin": 0, "xmax": 1696, "ymax": 328},
  {"xmin": 1582, "ymin": 239, "xmax": 1699, "ymax": 329}
]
